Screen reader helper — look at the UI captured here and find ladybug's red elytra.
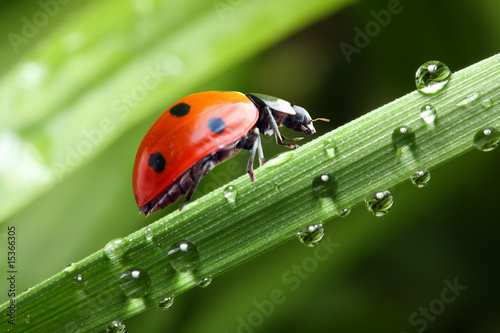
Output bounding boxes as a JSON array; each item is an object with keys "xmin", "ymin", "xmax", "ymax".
[{"xmin": 132, "ymin": 91, "xmax": 328, "ymax": 216}]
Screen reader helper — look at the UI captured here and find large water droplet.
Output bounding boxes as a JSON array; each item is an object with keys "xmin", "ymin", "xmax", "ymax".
[
  {"xmin": 339, "ymin": 207, "xmax": 351, "ymax": 218},
  {"xmin": 198, "ymin": 276, "xmax": 213, "ymax": 288},
  {"xmin": 365, "ymin": 190, "xmax": 394, "ymax": 217},
  {"xmin": 410, "ymin": 169, "xmax": 431, "ymax": 188},
  {"xmin": 312, "ymin": 173, "xmax": 338, "ymax": 198},
  {"xmin": 106, "ymin": 321, "xmax": 126, "ymax": 333},
  {"xmin": 297, "ymin": 224, "xmax": 325, "ymax": 247},
  {"xmin": 168, "ymin": 240, "xmax": 200, "ymax": 273},
  {"xmin": 119, "ymin": 267, "xmax": 151, "ymax": 298},
  {"xmin": 323, "ymin": 138, "xmax": 337, "ymax": 158},
  {"xmin": 473, "ymin": 127, "xmax": 500, "ymax": 152},
  {"xmin": 223, "ymin": 185, "xmax": 237, "ymax": 205},
  {"xmin": 392, "ymin": 126, "xmax": 415, "ymax": 148},
  {"xmin": 415, "ymin": 61, "xmax": 451, "ymax": 94},
  {"xmin": 158, "ymin": 296, "xmax": 175, "ymax": 310},
  {"xmin": 73, "ymin": 274, "xmax": 87, "ymax": 290},
  {"xmin": 420, "ymin": 105, "xmax": 437, "ymax": 124},
  {"xmin": 456, "ymin": 92, "xmax": 480, "ymax": 107},
  {"xmin": 104, "ymin": 238, "xmax": 130, "ymax": 261}
]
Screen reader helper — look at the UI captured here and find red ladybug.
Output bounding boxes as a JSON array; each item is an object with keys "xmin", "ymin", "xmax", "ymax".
[{"xmin": 133, "ymin": 91, "xmax": 328, "ymax": 216}]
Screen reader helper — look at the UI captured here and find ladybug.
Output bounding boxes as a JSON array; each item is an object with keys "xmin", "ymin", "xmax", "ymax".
[{"xmin": 133, "ymin": 91, "xmax": 328, "ymax": 216}]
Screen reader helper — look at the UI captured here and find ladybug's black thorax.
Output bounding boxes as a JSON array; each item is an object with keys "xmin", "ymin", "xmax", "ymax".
[{"xmin": 256, "ymin": 108, "xmax": 286, "ymax": 136}]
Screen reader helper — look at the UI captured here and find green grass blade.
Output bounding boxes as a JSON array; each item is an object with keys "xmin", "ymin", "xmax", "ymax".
[{"xmin": 2, "ymin": 52, "xmax": 498, "ymax": 333}]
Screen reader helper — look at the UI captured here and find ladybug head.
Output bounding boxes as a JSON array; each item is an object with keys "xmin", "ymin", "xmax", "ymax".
[{"xmin": 284, "ymin": 105, "xmax": 316, "ymax": 135}]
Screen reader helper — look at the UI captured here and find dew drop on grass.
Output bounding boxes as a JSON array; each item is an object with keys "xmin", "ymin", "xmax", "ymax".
[
  {"xmin": 323, "ymin": 138, "xmax": 337, "ymax": 158},
  {"xmin": 223, "ymin": 185, "xmax": 237, "ymax": 205},
  {"xmin": 119, "ymin": 267, "xmax": 151, "ymax": 298},
  {"xmin": 264, "ymin": 151, "xmax": 295, "ymax": 168},
  {"xmin": 411, "ymin": 169, "xmax": 431, "ymax": 188},
  {"xmin": 106, "ymin": 321, "xmax": 126, "ymax": 333},
  {"xmin": 456, "ymin": 92, "xmax": 481, "ymax": 107},
  {"xmin": 392, "ymin": 126, "xmax": 415, "ymax": 148},
  {"xmin": 365, "ymin": 190, "xmax": 394, "ymax": 217},
  {"xmin": 297, "ymin": 224, "xmax": 325, "ymax": 247},
  {"xmin": 64, "ymin": 262, "xmax": 77, "ymax": 273},
  {"xmin": 73, "ymin": 274, "xmax": 87, "ymax": 290},
  {"xmin": 144, "ymin": 227, "xmax": 154, "ymax": 242},
  {"xmin": 104, "ymin": 238, "xmax": 130, "ymax": 261},
  {"xmin": 312, "ymin": 173, "xmax": 338, "ymax": 198},
  {"xmin": 168, "ymin": 240, "xmax": 200, "ymax": 273},
  {"xmin": 339, "ymin": 207, "xmax": 351, "ymax": 218},
  {"xmin": 420, "ymin": 105, "xmax": 437, "ymax": 124},
  {"xmin": 415, "ymin": 61, "xmax": 451, "ymax": 94},
  {"xmin": 481, "ymin": 98, "xmax": 494, "ymax": 109},
  {"xmin": 473, "ymin": 127, "xmax": 500, "ymax": 152},
  {"xmin": 158, "ymin": 296, "xmax": 175, "ymax": 310},
  {"xmin": 198, "ymin": 276, "xmax": 213, "ymax": 288}
]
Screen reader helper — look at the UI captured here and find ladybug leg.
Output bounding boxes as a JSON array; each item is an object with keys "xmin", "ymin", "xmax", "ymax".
[
  {"xmin": 179, "ymin": 159, "xmax": 216, "ymax": 211},
  {"xmin": 257, "ymin": 138, "xmax": 265, "ymax": 166},
  {"xmin": 281, "ymin": 134, "xmax": 304, "ymax": 142},
  {"xmin": 264, "ymin": 106, "xmax": 299, "ymax": 149},
  {"xmin": 246, "ymin": 129, "xmax": 261, "ymax": 182}
]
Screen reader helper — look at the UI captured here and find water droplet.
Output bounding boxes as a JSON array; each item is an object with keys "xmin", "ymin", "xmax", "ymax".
[
  {"xmin": 25, "ymin": 314, "xmax": 31, "ymax": 324},
  {"xmin": 106, "ymin": 321, "xmax": 127, "ymax": 333},
  {"xmin": 119, "ymin": 267, "xmax": 151, "ymax": 298},
  {"xmin": 273, "ymin": 182, "xmax": 280, "ymax": 191},
  {"xmin": 473, "ymin": 127, "xmax": 500, "ymax": 152},
  {"xmin": 144, "ymin": 227, "xmax": 154, "ymax": 242},
  {"xmin": 312, "ymin": 173, "xmax": 338, "ymax": 198},
  {"xmin": 73, "ymin": 274, "xmax": 87, "ymax": 290},
  {"xmin": 410, "ymin": 169, "xmax": 431, "ymax": 188},
  {"xmin": 415, "ymin": 61, "xmax": 451, "ymax": 94},
  {"xmin": 392, "ymin": 126, "xmax": 415, "ymax": 148},
  {"xmin": 264, "ymin": 151, "xmax": 295, "ymax": 168},
  {"xmin": 158, "ymin": 296, "xmax": 175, "ymax": 310},
  {"xmin": 420, "ymin": 105, "xmax": 437, "ymax": 124},
  {"xmin": 323, "ymin": 138, "xmax": 337, "ymax": 158},
  {"xmin": 339, "ymin": 207, "xmax": 351, "ymax": 218},
  {"xmin": 365, "ymin": 190, "xmax": 394, "ymax": 217},
  {"xmin": 104, "ymin": 238, "xmax": 130, "ymax": 261},
  {"xmin": 198, "ymin": 276, "xmax": 213, "ymax": 288},
  {"xmin": 481, "ymin": 98, "xmax": 494, "ymax": 109},
  {"xmin": 456, "ymin": 92, "xmax": 480, "ymax": 107},
  {"xmin": 168, "ymin": 240, "xmax": 200, "ymax": 273},
  {"xmin": 223, "ymin": 185, "xmax": 237, "ymax": 205},
  {"xmin": 297, "ymin": 224, "xmax": 325, "ymax": 247},
  {"xmin": 64, "ymin": 263, "xmax": 77, "ymax": 273}
]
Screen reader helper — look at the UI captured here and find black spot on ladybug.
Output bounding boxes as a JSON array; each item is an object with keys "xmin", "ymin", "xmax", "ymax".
[
  {"xmin": 148, "ymin": 152, "xmax": 166, "ymax": 173},
  {"xmin": 170, "ymin": 102, "xmax": 190, "ymax": 117},
  {"xmin": 208, "ymin": 117, "xmax": 226, "ymax": 134}
]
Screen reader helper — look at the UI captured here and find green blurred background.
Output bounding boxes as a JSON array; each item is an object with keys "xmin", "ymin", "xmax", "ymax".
[{"xmin": 1, "ymin": 0, "xmax": 499, "ymax": 332}]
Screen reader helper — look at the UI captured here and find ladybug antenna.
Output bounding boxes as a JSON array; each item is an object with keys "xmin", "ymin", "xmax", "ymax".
[{"xmin": 312, "ymin": 117, "xmax": 330, "ymax": 123}]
